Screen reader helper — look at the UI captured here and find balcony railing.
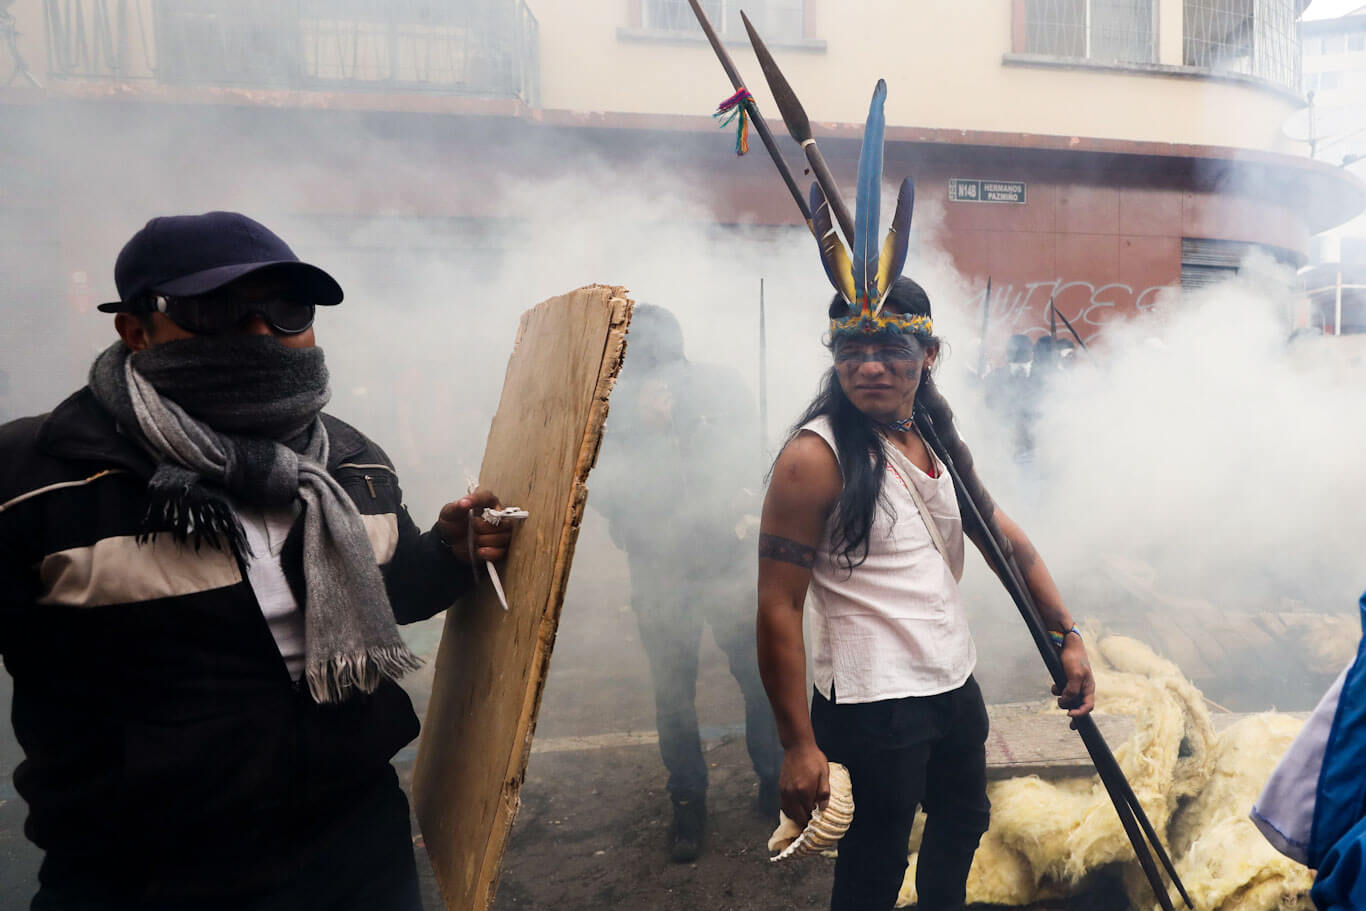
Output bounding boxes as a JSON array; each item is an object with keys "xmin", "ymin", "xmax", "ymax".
[{"xmin": 41, "ymin": 0, "xmax": 539, "ymax": 103}]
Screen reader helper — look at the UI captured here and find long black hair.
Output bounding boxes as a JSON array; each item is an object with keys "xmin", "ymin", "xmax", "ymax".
[{"xmin": 786, "ymin": 276, "xmax": 997, "ymax": 571}]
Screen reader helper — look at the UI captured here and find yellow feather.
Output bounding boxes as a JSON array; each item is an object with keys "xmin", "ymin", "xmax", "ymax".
[
  {"xmin": 875, "ymin": 178, "xmax": 916, "ymax": 313},
  {"xmin": 822, "ymin": 228, "xmax": 856, "ymax": 303},
  {"xmin": 876, "ymin": 230, "xmax": 899, "ymax": 302}
]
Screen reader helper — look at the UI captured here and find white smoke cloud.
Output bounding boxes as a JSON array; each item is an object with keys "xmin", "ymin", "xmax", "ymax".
[
  {"xmin": 2, "ymin": 87, "xmax": 1359, "ymax": 717},
  {"xmin": 937, "ymin": 253, "xmax": 1366, "ymax": 709}
]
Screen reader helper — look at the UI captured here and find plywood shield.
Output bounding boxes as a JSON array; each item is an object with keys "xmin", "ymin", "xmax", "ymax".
[{"xmin": 412, "ymin": 285, "xmax": 632, "ymax": 910}]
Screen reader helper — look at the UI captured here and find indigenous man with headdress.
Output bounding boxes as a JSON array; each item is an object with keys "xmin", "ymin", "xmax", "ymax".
[{"xmin": 752, "ymin": 84, "xmax": 1096, "ymax": 909}]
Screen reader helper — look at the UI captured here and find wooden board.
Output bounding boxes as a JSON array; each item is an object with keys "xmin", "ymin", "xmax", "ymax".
[
  {"xmin": 985, "ymin": 703, "xmax": 1307, "ymax": 779},
  {"xmin": 985, "ymin": 703, "xmax": 1135, "ymax": 780},
  {"xmin": 411, "ymin": 285, "xmax": 632, "ymax": 911}
]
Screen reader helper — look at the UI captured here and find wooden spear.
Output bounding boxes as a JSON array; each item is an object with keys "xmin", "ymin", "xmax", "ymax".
[
  {"xmin": 740, "ymin": 11, "xmax": 856, "ymax": 248},
  {"xmin": 1051, "ymin": 301, "xmax": 1090, "ymax": 351},
  {"xmin": 976, "ymin": 277, "xmax": 993, "ymax": 378}
]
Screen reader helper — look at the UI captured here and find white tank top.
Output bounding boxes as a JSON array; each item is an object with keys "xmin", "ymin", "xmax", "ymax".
[{"xmin": 801, "ymin": 416, "xmax": 976, "ymax": 703}]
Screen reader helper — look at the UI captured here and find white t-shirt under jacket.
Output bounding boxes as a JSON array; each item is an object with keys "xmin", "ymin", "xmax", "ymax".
[{"xmin": 801, "ymin": 416, "xmax": 976, "ymax": 704}]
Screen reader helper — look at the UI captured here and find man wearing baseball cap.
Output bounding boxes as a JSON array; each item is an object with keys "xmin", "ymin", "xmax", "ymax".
[{"xmin": 0, "ymin": 212, "xmax": 510, "ymax": 909}]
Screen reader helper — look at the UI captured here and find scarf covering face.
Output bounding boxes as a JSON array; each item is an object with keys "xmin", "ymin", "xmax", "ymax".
[{"xmin": 89, "ymin": 336, "xmax": 421, "ymax": 703}]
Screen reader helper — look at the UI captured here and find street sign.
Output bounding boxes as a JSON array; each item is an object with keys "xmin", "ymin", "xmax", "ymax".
[
  {"xmin": 949, "ymin": 178, "xmax": 1027, "ymax": 204},
  {"xmin": 949, "ymin": 178, "xmax": 980, "ymax": 202}
]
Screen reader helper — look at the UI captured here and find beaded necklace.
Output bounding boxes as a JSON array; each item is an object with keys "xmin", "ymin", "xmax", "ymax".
[{"xmin": 882, "ymin": 415, "xmax": 915, "ymax": 433}]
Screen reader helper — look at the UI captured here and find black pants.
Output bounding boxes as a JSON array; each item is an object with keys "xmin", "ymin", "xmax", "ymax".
[
  {"xmin": 812, "ymin": 677, "xmax": 991, "ymax": 911},
  {"xmin": 630, "ymin": 556, "xmax": 782, "ymax": 799},
  {"xmin": 31, "ymin": 766, "xmax": 423, "ymax": 911}
]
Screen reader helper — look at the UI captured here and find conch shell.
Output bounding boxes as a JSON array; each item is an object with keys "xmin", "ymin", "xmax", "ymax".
[{"xmin": 767, "ymin": 762, "xmax": 854, "ymax": 862}]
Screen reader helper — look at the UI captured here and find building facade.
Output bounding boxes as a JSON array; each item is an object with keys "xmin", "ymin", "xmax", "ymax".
[
  {"xmin": 0, "ymin": 0, "xmax": 1360, "ymax": 368},
  {"xmin": 1293, "ymin": 6, "xmax": 1366, "ymax": 336}
]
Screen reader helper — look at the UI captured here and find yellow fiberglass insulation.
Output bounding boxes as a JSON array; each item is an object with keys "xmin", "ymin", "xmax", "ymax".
[
  {"xmin": 1123, "ymin": 713, "xmax": 1314, "ymax": 911},
  {"xmin": 897, "ymin": 636, "xmax": 1308, "ymax": 910}
]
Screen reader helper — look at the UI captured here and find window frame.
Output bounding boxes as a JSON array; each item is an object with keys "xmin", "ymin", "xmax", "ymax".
[
  {"xmin": 634, "ymin": 0, "xmax": 808, "ymax": 42},
  {"xmin": 1018, "ymin": 0, "xmax": 1160, "ymax": 66}
]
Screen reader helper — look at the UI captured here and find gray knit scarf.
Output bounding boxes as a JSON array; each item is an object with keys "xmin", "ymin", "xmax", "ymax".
[{"xmin": 89, "ymin": 337, "xmax": 421, "ymax": 704}]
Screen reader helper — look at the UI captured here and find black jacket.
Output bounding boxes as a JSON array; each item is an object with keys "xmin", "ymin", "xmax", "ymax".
[{"xmin": 0, "ymin": 387, "xmax": 473, "ymax": 898}]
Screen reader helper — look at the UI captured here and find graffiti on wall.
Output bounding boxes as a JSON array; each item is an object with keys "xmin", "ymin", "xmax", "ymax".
[{"xmin": 969, "ymin": 278, "xmax": 1173, "ymax": 344}]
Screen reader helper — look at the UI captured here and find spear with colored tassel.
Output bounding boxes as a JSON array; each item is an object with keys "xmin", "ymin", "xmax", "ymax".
[{"xmin": 686, "ymin": 0, "xmax": 812, "ymax": 228}]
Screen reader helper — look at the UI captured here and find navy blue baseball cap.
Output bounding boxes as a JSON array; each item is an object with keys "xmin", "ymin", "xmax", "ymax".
[{"xmin": 98, "ymin": 211, "xmax": 344, "ymax": 312}]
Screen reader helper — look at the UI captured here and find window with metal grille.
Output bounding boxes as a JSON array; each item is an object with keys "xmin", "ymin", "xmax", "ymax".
[
  {"xmin": 1023, "ymin": 0, "xmax": 1157, "ymax": 64},
  {"xmin": 1181, "ymin": 237, "xmax": 1297, "ymax": 290},
  {"xmin": 1184, "ymin": 0, "xmax": 1301, "ymax": 91},
  {"xmin": 641, "ymin": 0, "xmax": 804, "ymax": 42}
]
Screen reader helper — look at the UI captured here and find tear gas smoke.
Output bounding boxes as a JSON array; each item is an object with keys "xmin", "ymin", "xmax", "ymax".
[
  {"xmin": 1, "ymin": 125, "xmax": 1358, "ymax": 715},
  {"xmin": 937, "ymin": 256, "xmax": 1366, "ymax": 711}
]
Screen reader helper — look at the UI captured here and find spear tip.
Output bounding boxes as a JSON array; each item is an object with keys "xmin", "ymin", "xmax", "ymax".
[{"xmin": 742, "ymin": 10, "xmax": 812, "ymax": 143}]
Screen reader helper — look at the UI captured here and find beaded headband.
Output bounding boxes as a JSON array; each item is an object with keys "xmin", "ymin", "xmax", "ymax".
[{"xmin": 830, "ymin": 310, "xmax": 933, "ymax": 338}]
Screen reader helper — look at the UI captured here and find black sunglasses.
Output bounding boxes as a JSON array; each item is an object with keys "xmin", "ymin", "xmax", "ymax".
[{"xmin": 146, "ymin": 293, "xmax": 316, "ymax": 336}]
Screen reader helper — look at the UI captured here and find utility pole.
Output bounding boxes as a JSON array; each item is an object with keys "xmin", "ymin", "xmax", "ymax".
[{"xmin": 759, "ymin": 277, "xmax": 768, "ymax": 455}]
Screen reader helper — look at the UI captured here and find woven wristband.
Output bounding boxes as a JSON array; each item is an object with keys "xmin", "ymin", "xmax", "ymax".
[{"xmin": 1048, "ymin": 625, "xmax": 1080, "ymax": 648}]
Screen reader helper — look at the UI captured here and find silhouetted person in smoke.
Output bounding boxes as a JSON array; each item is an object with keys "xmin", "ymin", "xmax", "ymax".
[
  {"xmin": 0, "ymin": 212, "xmax": 513, "ymax": 910},
  {"xmin": 984, "ymin": 333, "xmax": 1038, "ymax": 463},
  {"xmin": 1033, "ymin": 333, "xmax": 1058, "ymax": 375},
  {"xmin": 1055, "ymin": 337, "xmax": 1077, "ymax": 369},
  {"xmin": 593, "ymin": 303, "xmax": 782, "ymax": 863}
]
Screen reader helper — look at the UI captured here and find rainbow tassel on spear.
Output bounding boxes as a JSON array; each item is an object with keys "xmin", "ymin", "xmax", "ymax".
[{"xmin": 714, "ymin": 87, "xmax": 753, "ymax": 155}]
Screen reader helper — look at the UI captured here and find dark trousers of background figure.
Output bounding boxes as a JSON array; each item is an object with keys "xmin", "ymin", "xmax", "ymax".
[
  {"xmin": 812, "ymin": 677, "xmax": 991, "ymax": 911},
  {"xmin": 31, "ymin": 766, "xmax": 423, "ymax": 911},
  {"xmin": 630, "ymin": 556, "xmax": 783, "ymax": 800}
]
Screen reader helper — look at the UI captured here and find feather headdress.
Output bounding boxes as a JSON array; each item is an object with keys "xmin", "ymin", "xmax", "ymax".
[
  {"xmin": 819, "ymin": 82, "xmax": 920, "ymax": 336},
  {"xmin": 739, "ymin": 15, "xmax": 925, "ymax": 339}
]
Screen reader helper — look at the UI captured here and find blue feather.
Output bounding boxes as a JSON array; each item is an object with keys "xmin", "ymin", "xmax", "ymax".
[{"xmin": 853, "ymin": 79, "xmax": 887, "ymax": 306}]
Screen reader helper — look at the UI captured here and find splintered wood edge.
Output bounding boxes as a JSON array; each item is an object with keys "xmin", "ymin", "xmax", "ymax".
[{"xmin": 473, "ymin": 287, "xmax": 633, "ymax": 911}]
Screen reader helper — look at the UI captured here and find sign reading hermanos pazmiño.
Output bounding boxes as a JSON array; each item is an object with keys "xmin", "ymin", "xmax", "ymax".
[{"xmin": 949, "ymin": 178, "xmax": 1026, "ymax": 205}]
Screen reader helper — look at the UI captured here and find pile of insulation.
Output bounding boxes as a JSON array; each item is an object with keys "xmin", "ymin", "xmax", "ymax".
[{"xmin": 896, "ymin": 636, "xmax": 1315, "ymax": 910}]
